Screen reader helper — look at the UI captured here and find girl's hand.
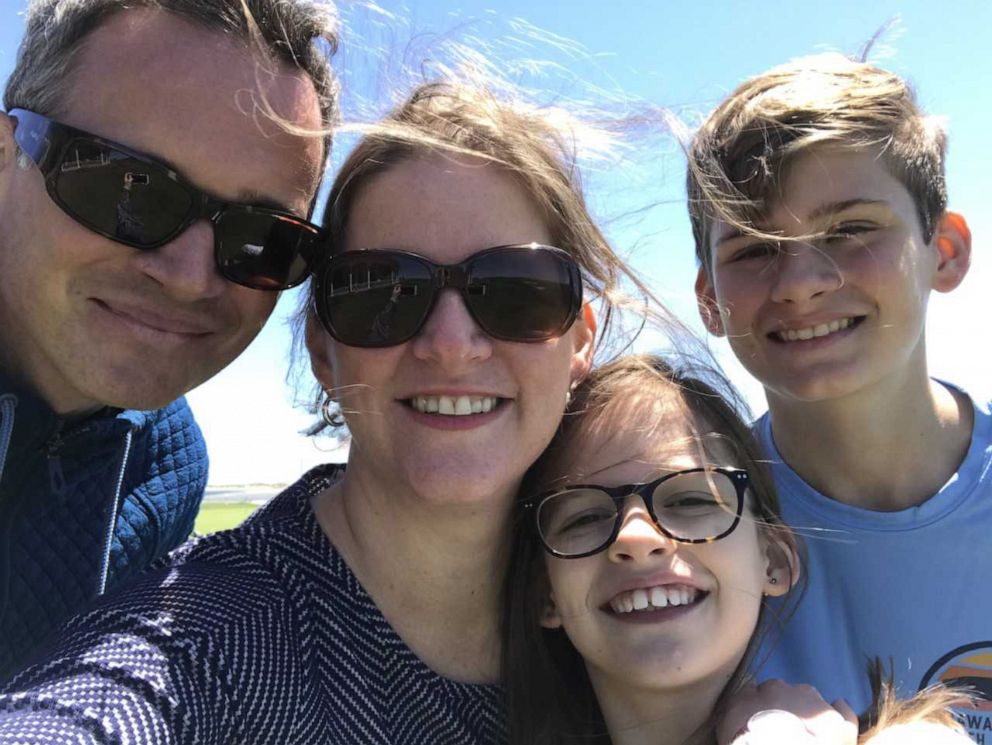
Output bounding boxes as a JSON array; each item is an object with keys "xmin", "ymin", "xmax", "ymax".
[{"xmin": 717, "ymin": 680, "xmax": 858, "ymax": 745}]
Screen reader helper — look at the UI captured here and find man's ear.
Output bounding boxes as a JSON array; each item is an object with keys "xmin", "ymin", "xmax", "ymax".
[
  {"xmin": 539, "ymin": 589, "xmax": 563, "ymax": 630},
  {"xmin": 0, "ymin": 113, "xmax": 16, "ymax": 174},
  {"xmin": 931, "ymin": 211, "xmax": 971, "ymax": 293},
  {"xmin": 763, "ymin": 526, "xmax": 800, "ymax": 597},
  {"xmin": 694, "ymin": 267, "xmax": 725, "ymax": 337},
  {"xmin": 569, "ymin": 302, "xmax": 597, "ymax": 387},
  {"xmin": 304, "ymin": 312, "xmax": 336, "ymax": 391}
]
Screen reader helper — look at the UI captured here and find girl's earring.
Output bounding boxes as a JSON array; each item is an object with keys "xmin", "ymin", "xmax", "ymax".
[{"xmin": 768, "ymin": 577, "xmax": 778, "ymax": 585}]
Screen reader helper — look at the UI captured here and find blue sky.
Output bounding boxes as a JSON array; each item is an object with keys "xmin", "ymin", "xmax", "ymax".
[{"xmin": 2, "ymin": 1, "xmax": 990, "ymax": 485}]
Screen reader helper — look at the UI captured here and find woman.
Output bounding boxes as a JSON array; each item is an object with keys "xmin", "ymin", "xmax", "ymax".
[
  {"xmin": 503, "ymin": 354, "xmax": 972, "ymax": 745},
  {"xmin": 0, "ymin": 81, "xmax": 664, "ymax": 744}
]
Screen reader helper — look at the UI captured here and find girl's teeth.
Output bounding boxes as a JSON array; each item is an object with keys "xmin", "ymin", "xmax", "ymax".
[
  {"xmin": 649, "ymin": 587, "xmax": 668, "ymax": 608},
  {"xmin": 411, "ymin": 395, "xmax": 499, "ymax": 416},
  {"xmin": 609, "ymin": 585, "xmax": 700, "ymax": 614},
  {"xmin": 779, "ymin": 316, "xmax": 853, "ymax": 342}
]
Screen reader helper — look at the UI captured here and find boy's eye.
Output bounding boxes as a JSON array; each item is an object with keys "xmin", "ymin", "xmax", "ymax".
[
  {"xmin": 728, "ymin": 241, "xmax": 779, "ymax": 263},
  {"xmin": 822, "ymin": 221, "xmax": 878, "ymax": 244}
]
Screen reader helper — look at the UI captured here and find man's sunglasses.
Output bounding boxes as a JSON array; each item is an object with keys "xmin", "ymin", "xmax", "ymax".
[
  {"xmin": 525, "ymin": 467, "xmax": 750, "ymax": 559},
  {"xmin": 8, "ymin": 108, "xmax": 324, "ymax": 291},
  {"xmin": 313, "ymin": 244, "xmax": 583, "ymax": 347}
]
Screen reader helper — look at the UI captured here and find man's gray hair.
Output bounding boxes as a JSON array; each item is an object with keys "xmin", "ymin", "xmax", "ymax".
[{"xmin": 4, "ymin": 0, "xmax": 340, "ymax": 143}]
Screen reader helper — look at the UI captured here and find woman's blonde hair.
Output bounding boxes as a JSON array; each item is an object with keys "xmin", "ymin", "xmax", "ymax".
[
  {"xmin": 859, "ymin": 660, "xmax": 974, "ymax": 744},
  {"xmin": 298, "ymin": 79, "xmax": 689, "ymax": 430}
]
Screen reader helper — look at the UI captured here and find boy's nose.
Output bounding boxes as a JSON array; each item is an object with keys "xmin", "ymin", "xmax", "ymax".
[{"xmin": 769, "ymin": 242, "xmax": 844, "ymax": 304}]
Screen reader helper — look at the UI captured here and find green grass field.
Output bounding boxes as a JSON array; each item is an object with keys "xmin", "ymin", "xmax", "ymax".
[{"xmin": 194, "ymin": 501, "xmax": 259, "ymax": 535}]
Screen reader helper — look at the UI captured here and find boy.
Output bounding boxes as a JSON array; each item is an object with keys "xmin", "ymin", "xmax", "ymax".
[{"xmin": 690, "ymin": 53, "xmax": 990, "ymax": 733}]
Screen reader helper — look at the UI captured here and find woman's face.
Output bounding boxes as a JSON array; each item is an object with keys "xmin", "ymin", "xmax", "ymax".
[
  {"xmin": 308, "ymin": 155, "xmax": 594, "ymax": 506},
  {"xmin": 540, "ymin": 392, "xmax": 790, "ymax": 701}
]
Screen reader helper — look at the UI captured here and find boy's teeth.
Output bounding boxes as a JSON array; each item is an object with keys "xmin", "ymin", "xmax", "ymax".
[
  {"xmin": 778, "ymin": 317, "xmax": 853, "ymax": 342},
  {"xmin": 609, "ymin": 585, "xmax": 700, "ymax": 614},
  {"xmin": 411, "ymin": 395, "xmax": 498, "ymax": 416}
]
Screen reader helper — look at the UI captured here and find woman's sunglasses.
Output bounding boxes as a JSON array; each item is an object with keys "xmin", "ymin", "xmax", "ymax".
[
  {"xmin": 8, "ymin": 108, "xmax": 324, "ymax": 291},
  {"xmin": 313, "ymin": 244, "xmax": 583, "ymax": 347}
]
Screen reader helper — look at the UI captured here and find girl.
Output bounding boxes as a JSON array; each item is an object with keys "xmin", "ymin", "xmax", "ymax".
[{"xmin": 504, "ymin": 354, "xmax": 972, "ymax": 745}]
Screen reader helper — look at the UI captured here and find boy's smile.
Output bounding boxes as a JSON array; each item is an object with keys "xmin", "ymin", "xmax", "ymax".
[{"xmin": 697, "ymin": 146, "xmax": 969, "ymax": 405}]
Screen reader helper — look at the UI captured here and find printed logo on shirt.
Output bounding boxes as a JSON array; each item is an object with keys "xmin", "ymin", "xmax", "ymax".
[{"xmin": 920, "ymin": 641, "xmax": 992, "ymax": 743}]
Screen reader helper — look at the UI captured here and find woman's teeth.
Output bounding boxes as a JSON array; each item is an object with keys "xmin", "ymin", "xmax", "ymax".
[
  {"xmin": 776, "ymin": 317, "xmax": 854, "ymax": 342},
  {"xmin": 410, "ymin": 395, "xmax": 499, "ymax": 415},
  {"xmin": 609, "ymin": 585, "xmax": 700, "ymax": 614}
]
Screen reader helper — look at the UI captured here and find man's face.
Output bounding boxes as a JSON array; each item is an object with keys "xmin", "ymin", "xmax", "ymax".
[
  {"xmin": 0, "ymin": 9, "xmax": 324, "ymax": 412},
  {"xmin": 696, "ymin": 147, "xmax": 964, "ymax": 405}
]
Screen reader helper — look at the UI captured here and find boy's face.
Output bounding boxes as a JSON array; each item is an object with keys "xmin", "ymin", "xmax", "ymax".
[{"xmin": 696, "ymin": 147, "xmax": 970, "ymax": 405}]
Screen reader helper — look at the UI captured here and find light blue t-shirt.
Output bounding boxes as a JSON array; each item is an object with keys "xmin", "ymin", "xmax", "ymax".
[{"xmin": 756, "ymin": 392, "xmax": 992, "ymax": 742}]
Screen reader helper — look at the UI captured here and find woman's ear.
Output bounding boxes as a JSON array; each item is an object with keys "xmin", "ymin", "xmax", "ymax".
[
  {"xmin": 539, "ymin": 589, "xmax": 563, "ymax": 630},
  {"xmin": 763, "ymin": 527, "xmax": 800, "ymax": 597},
  {"xmin": 305, "ymin": 311, "xmax": 336, "ymax": 391},
  {"xmin": 569, "ymin": 302, "xmax": 597, "ymax": 387}
]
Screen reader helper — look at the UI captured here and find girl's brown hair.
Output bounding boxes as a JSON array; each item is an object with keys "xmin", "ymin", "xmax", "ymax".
[
  {"xmin": 502, "ymin": 353, "xmax": 803, "ymax": 744},
  {"xmin": 502, "ymin": 356, "xmax": 973, "ymax": 744}
]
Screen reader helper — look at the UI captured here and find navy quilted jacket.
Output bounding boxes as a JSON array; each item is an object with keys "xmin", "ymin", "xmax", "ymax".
[{"xmin": 0, "ymin": 373, "xmax": 208, "ymax": 680}]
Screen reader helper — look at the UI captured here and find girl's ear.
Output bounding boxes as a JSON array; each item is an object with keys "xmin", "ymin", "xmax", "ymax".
[
  {"xmin": 539, "ymin": 590, "xmax": 563, "ymax": 629},
  {"xmin": 763, "ymin": 526, "xmax": 800, "ymax": 597}
]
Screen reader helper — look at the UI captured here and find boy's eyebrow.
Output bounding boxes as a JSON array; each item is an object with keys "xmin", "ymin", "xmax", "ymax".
[
  {"xmin": 714, "ymin": 198, "xmax": 891, "ymax": 247},
  {"xmin": 806, "ymin": 198, "xmax": 890, "ymax": 223}
]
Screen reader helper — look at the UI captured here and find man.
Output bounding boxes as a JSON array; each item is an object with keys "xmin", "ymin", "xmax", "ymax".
[{"xmin": 0, "ymin": 0, "xmax": 337, "ymax": 679}]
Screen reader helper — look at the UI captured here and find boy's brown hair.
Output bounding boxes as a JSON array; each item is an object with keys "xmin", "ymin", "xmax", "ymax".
[{"xmin": 686, "ymin": 52, "xmax": 948, "ymax": 272}]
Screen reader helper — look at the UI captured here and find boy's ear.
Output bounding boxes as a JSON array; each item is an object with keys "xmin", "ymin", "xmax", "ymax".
[
  {"xmin": 931, "ymin": 211, "xmax": 971, "ymax": 293},
  {"xmin": 694, "ymin": 267, "xmax": 725, "ymax": 337},
  {"xmin": 539, "ymin": 589, "xmax": 563, "ymax": 629},
  {"xmin": 569, "ymin": 302, "xmax": 597, "ymax": 387},
  {"xmin": 763, "ymin": 527, "xmax": 800, "ymax": 597}
]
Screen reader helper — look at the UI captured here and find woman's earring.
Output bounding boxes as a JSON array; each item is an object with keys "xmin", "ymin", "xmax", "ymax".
[
  {"xmin": 321, "ymin": 395, "xmax": 337, "ymax": 428},
  {"xmin": 564, "ymin": 389, "xmax": 572, "ymax": 409},
  {"xmin": 768, "ymin": 577, "xmax": 778, "ymax": 585}
]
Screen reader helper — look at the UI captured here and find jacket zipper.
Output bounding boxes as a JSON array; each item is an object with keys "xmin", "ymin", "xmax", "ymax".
[
  {"xmin": 0, "ymin": 395, "xmax": 16, "ymax": 488},
  {"xmin": 97, "ymin": 429, "xmax": 133, "ymax": 596}
]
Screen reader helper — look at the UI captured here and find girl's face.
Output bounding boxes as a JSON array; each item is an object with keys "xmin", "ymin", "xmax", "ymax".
[
  {"xmin": 307, "ymin": 155, "xmax": 595, "ymax": 507},
  {"xmin": 541, "ymin": 392, "xmax": 792, "ymax": 700}
]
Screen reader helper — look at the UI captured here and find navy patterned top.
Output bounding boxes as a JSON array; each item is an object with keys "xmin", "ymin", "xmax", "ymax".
[{"xmin": 0, "ymin": 464, "xmax": 506, "ymax": 744}]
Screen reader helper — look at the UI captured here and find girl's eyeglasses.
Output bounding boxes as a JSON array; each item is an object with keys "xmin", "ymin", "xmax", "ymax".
[{"xmin": 525, "ymin": 467, "xmax": 750, "ymax": 559}]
